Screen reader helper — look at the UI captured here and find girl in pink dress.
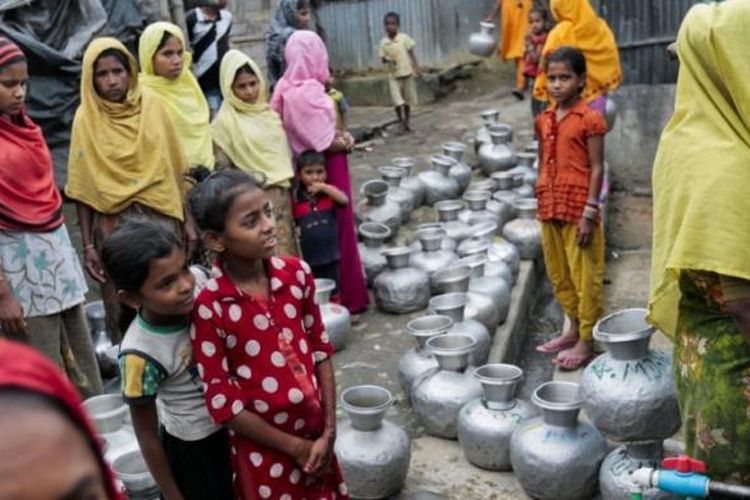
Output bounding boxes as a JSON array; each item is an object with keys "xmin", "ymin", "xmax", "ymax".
[
  {"xmin": 271, "ymin": 31, "xmax": 369, "ymax": 314},
  {"xmin": 189, "ymin": 169, "xmax": 349, "ymax": 499}
]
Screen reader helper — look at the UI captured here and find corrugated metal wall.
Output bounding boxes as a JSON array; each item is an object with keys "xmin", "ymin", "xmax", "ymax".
[
  {"xmin": 598, "ymin": 0, "xmax": 702, "ymax": 84},
  {"xmin": 319, "ymin": 0, "xmax": 495, "ymax": 72}
]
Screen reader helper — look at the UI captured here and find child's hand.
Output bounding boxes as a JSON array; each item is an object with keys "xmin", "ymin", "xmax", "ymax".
[
  {"xmin": 342, "ymin": 131, "xmax": 355, "ymax": 150},
  {"xmin": 291, "ymin": 438, "xmax": 314, "ymax": 469},
  {"xmin": 577, "ymin": 217, "xmax": 595, "ymax": 247},
  {"xmin": 307, "ymin": 182, "xmax": 327, "ymax": 195},
  {"xmin": 304, "ymin": 434, "xmax": 334, "ymax": 475}
]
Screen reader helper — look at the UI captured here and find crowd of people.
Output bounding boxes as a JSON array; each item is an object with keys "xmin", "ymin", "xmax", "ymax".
[{"xmin": 0, "ymin": 0, "xmax": 749, "ymax": 497}]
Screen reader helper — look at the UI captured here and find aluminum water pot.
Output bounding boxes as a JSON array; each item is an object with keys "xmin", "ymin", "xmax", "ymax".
[
  {"xmin": 356, "ymin": 179, "xmax": 401, "ymax": 236},
  {"xmin": 83, "ymin": 393, "xmax": 138, "ymax": 463},
  {"xmin": 113, "ymin": 449, "xmax": 159, "ymax": 499},
  {"xmin": 458, "ymin": 254, "xmax": 511, "ymax": 324},
  {"xmin": 478, "ymin": 124, "xmax": 517, "ymax": 176},
  {"xmin": 441, "ymin": 141, "xmax": 472, "ymax": 190},
  {"xmin": 409, "ymin": 229, "xmax": 458, "ymax": 278},
  {"xmin": 335, "ymin": 385, "xmax": 411, "ymax": 499},
  {"xmin": 466, "ymin": 178, "xmax": 497, "ymax": 194},
  {"xmin": 429, "ymin": 270, "xmax": 499, "ymax": 333},
  {"xmin": 85, "ymin": 300, "xmax": 117, "ymax": 377},
  {"xmin": 378, "ymin": 165, "xmax": 416, "ymax": 223},
  {"xmin": 373, "ymin": 247, "xmax": 430, "ymax": 314},
  {"xmin": 408, "ymin": 225, "xmax": 457, "ymax": 253},
  {"xmin": 510, "ymin": 381, "xmax": 607, "ymax": 500},
  {"xmin": 411, "ymin": 335, "xmax": 483, "ymax": 439},
  {"xmin": 434, "ymin": 200, "xmax": 472, "ymax": 241},
  {"xmin": 358, "ymin": 222, "xmax": 391, "ymax": 287},
  {"xmin": 513, "ymin": 152, "xmax": 539, "ymax": 184},
  {"xmin": 502, "ymin": 199, "xmax": 542, "ymax": 260},
  {"xmin": 512, "ymin": 171, "xmax": 535, "ymax": 199},
  {"xmin": 468, "ymin": 21, "xmax": 498, "ymax": 58},
  {"xmin": 392, "ymin": 157, "xmax": 426, "ymax": 207},
  {"xmin": 418, "ymin": 155, "xmax": 461, "ymax": 205},
  {"xmin": 315, "ymin": 278, "xmax": 350, "ymax": 352},
  {"xmin": 428, "ymin": 292, "xmax": 491, "ymax": 365},
  {"xmin": 599, "ymin": 441, "xmax": 678, "ymax": 500},
  {"xmin": 399, "ymin": 315, "xmax": 451, "ymax": 397},
  {"xmin": 461, "ymin": 221, "xmax": 521, "ymax": 279},
  {"xmin": 458, "ymin": 191, "xmax": 497, "ymax": 227},
  {"xmin": 580, "ymin": 309, "xmax": 681, "ymax": 442},
  {"xmin": 457, "ymin": 238, "xmax": 515, "ymax": 285},
  {"xmin": 457, "ymin": 364, "xmax": 535, "ymax": 470},
  {"xmin": 474, "ymin": 109, "xmax": 500, "ymax": 153},
  {"xmin": 605, "ymin": 95, "xmax": 618, "ymax": 131}
]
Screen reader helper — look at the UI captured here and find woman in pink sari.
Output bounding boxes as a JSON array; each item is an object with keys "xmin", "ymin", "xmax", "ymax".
[{"xmin": 271, "ymin": 31, "xmax": 369, "ymax": 314}]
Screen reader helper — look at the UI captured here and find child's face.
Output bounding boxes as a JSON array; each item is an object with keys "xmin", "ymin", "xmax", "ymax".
[
  {"xmin": 298, "ymin": 164, "xmax": 327, "ymax": 187},
  {"xmin": 215, "ymin": 188, "xmax": 277, "ymax": 260},
  {"xmin": 529, "ymin": 12, "xmax": 545, "ymax": 35},
  {"xmin": 546, "ymin": 61, "xmax": 584, "ymax": 105},
  {"xmin": 232, "ymin": 71, "xmax": 260, "ymax": 105},
  {"xmin": 385, "ymin": 17, "xmax": 399, "ymax": 37},
  {"xmin": 0, "ymin": 61, "xmax": 27, "ymax": 115},
  {"xmin": 152, "ymin": 35, "xmax": 183, "ymax": 80},
  {"xmin": 296, "ymin": 8, "xmax": 311, "ymax": 29},
  {"xmin": 129, "ymin": 247, "xmax": 196, "ymax": 319}
]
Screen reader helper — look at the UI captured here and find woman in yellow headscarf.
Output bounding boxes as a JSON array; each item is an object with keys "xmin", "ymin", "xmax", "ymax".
[
  {"xmin": 533, "ymin": 0, "xmax": 621, "ymax": 109},
  {"xmin": 139, "ymin": 22, "xmax": 215, "ymax": 169},
  {"xmin": 649, "ymin": 1, "xmax": 750, "ymax": 482},
  {"xmin": 211, "ymin": 49, "xmax": 298, "ymax": 256},
  {"xmin": 66, "ymin": 37, "xmax": 188, "ymax": 342},
  {"xmin": 485, "ymin": 0, "xmax": 532, "ymax": 97}
]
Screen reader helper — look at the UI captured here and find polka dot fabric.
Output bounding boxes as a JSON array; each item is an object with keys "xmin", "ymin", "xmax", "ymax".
[{"xmin": 191, "ymin": 256, "xmax": 347, "ymax": 499}]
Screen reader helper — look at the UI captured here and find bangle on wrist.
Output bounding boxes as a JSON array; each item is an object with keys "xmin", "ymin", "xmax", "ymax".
[
  {"xmin": 84, "ymin": 243, "xmax": 95, "ymax": 251},
  {"xmin": 582, "ymin": 206, "xmax": 598, "ymax": 220}
]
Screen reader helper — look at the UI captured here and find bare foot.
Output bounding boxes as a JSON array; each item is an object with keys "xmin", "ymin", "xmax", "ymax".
[
  {"xmin": 536, "ymin": 334, "xmax": 578, "ymax": 354},
  {"xmin": 554, "ymin": 340, "xmax": 595, "ymax": 370}
]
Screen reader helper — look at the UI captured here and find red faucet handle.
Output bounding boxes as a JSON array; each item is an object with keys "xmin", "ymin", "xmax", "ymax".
[{"xmin": 661, "ymin": 456, "xmax": 707, "ymax": 474}]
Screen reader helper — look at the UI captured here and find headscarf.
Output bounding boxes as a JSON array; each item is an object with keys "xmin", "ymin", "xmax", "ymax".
[
  {"xmin": 139, "ymin": 22, "xmax": 215, "ymax": 169},
  {"xmin": 0, "ymin": 37, "xmax": 63, "ymax": 232},
  {"xmin": 499, "ymin": 0, "xmax": 532, "ymax": 60},
  {"xmin": 265, "ymin": 0, "xmax": 310, "ymax": 88},
  {"xmin": 270, "ymin": 30, "xmax": 335, "ymax": 156},
  {"xmin": 0, "ymin": 339, "xmax": 121, "ymax": 499},
  {"xmin": 532, "ymin": 0, "xmax": 622, "ymax": 102},
  {"xmin": 649, "ymin": 1, "xmax": 750, "ymax": 338},
  {"xmin": 211, "ymin": 50, "xmax": 294, "ymax": 186},
  {"xmin": 66, "ymin": 37, "xmax": 186, "ymax": 221}
]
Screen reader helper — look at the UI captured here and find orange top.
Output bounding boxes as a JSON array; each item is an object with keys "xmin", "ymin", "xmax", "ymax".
[
  {"xmin": 499, "ymin": 0, "xmax": 532, "ymax": 60},
  {"xmin": 534, "ymin": 99, "xmax": 607, "ymax": 223}
]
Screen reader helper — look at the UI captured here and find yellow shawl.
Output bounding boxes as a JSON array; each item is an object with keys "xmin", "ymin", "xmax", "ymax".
[
  {"xmin": 65, "ymin": 37, "xmax": 186, "ymax": 221},
  {"xmin": 499, "ymin": 0, "xmax": 532, "ymax": 60},
  {"xmin": 649, "ymin": 1, "xmax": 750, "ymax": 338},
  {"xmin": 211, "ymin": 50, "xmax": 294, "ymax": 187},
  {"xmin": 139, "ymin": 22, "xmax": 215, "ymax": 169},
  {"xmin": 533, "ymin": 0, "xmax": 622, "ymax": 102}
]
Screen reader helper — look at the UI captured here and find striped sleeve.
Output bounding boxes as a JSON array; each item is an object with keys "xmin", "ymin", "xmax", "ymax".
[{"xmin": 119, "ymin": 353, "xmax": 167, "ymax": 404}]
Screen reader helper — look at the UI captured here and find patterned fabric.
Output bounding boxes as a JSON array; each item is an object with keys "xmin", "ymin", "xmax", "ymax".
[
  {"xmin": 523, "ymin": 32, "xmax": 547, "ymax": 78},
  {"xmin": 191, "ymin": 256, "xmax": 348, "ymax": 498},
  {"xmin": 535, "ymin": 99, "xmax": 607, "ymax": 223},
  {"xmin": 675, "ymin": 270, "xmax": 750, "ymax": 483},
  {"xmin": 186, "ymin": 8, "xmax": 233, "ymax": 90},
  {"xmin": 0, "ymin": 224, "xmax": 87, "ymax": 317}
]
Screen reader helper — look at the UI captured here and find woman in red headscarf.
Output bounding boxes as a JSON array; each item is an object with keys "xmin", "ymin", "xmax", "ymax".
[
  {"xmin": 0, "ymin": 339, "xmax": 120, "ymax": 499},
  {"xmin": 0, "ymin": 36, "xmax": 102, "ymax": 397}
]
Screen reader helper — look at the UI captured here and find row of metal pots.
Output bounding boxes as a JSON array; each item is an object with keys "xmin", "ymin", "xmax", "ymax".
[{"xmin": 338, "ymin": 308, "xmax": 680, "ymax": 499}]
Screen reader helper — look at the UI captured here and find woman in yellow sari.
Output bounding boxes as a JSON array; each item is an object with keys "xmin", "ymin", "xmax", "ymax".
[
  {"xmin": 211, "ymin": 50, "xmax": 299, "ymax": 256},
  {"xmin": 649, "ymin": 1, "xmax": 750, "ymax": 483},
  {"xmin": 66, "ymin": 38, "xmax": 188, "ymax": 342},
  {"xmin": 532, "ymin": 0, "xmax": 621, "ymax": 110},
  {"xmin": 139, "ymin": 22, "xmax": 215, "ymax": 170},
  {"xmin": 485, "ymin": 0, "xmax": 532, "ymax": 97}
]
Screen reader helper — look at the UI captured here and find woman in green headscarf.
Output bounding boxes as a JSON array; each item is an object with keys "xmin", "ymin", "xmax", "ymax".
[
  {"xmin": 211, "ymin": 49, "xmax": 298, "ymax": 256},
  {"xmin": 649, "ymin": 1, "xmax": 750, "ymax": 482}
]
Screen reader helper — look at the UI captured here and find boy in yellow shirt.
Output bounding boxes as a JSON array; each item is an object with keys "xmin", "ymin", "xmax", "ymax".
[{"xmin": 379, "ymin": 12, "xmax": 421, "ymax": 133}]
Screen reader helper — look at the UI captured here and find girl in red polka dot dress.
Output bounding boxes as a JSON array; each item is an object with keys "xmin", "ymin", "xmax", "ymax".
[{"xmin": 189, "ymin": 170, "xmax": 349, "ymax": 499}]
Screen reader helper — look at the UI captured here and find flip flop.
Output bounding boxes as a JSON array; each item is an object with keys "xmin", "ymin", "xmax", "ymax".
[
  {"xmin": 552, "ymin": 350, "xmax": 596, "ymax": 371},
  {"xmin": 536, "ymin": 336, "xmax": 577, "ymax": 354}
]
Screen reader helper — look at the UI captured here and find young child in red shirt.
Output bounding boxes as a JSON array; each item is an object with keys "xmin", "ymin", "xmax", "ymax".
[
  {"xmin": 534, "ymin": 47, "xmax": 607, "ymax": 371},
  {"xmin": 523, "ymin": 6, "xmax": 551, "ymax": 116}
]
